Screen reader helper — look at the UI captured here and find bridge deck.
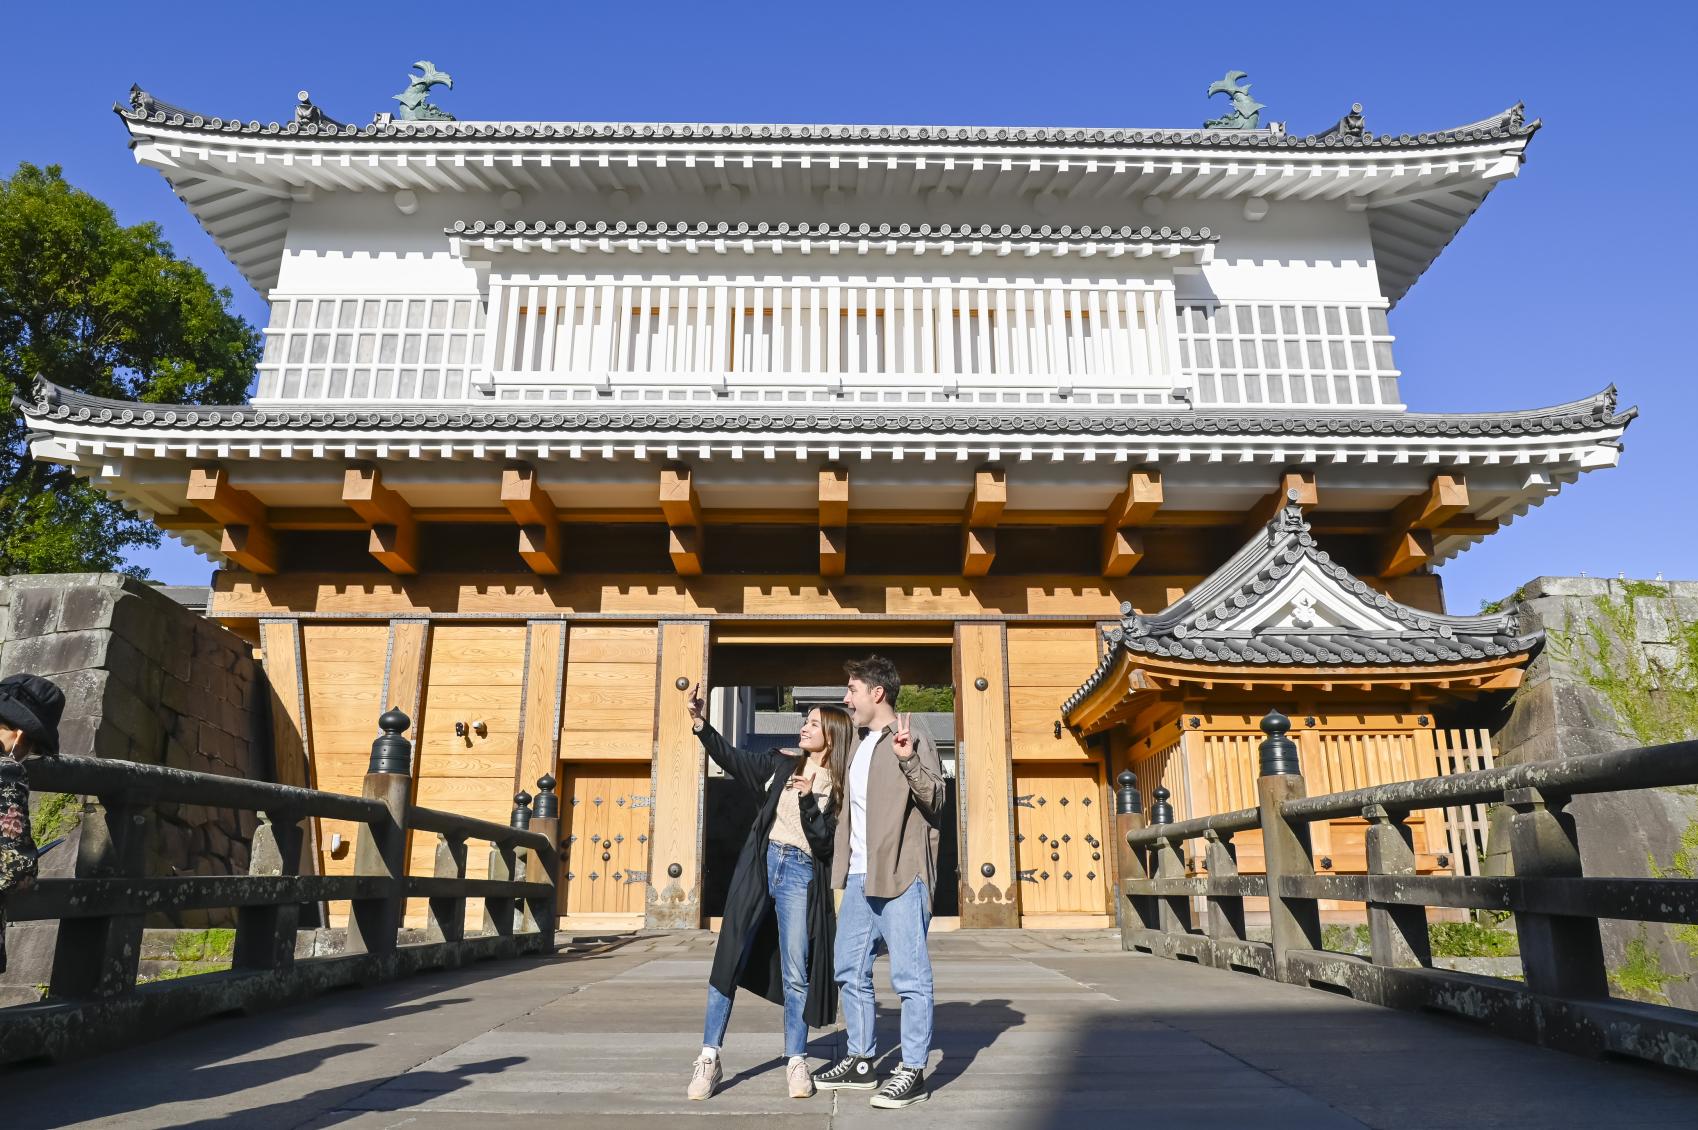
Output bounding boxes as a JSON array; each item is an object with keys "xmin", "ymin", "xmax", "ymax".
[{"xmin": 9, "ymin": 931, "xmax": 1698, "ymax": 1129}]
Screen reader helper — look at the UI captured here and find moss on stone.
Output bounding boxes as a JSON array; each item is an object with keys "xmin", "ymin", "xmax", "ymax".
[
  {"xmin": 31, "ymin": 792, "xmax": 81, "ymax": 842},
  {"xmin": 169, "ymin": 928, "xmax": 236, "ymax": 963},
  {"xmin": 1610, "ymin": 926, "xmax": 1688, "ymax": 1003},
  {"xmin": 1547, "ymin": 586, "xmax": 1698, "ymax": 747}
]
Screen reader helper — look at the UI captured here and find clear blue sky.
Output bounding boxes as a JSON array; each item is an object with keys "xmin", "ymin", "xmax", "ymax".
[{"xmin": 5, "ymin": 2, "xmax": 1694, "ymax": 611}]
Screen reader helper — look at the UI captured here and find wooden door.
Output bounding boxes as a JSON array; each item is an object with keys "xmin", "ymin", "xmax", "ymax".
[
  {"xmin": 561, "ymin": 764, "xmax": 652, "ymax": 921},
  {"xmin": 1014, "ymin": 763, "xmax": 1109, "ymax": 918}
]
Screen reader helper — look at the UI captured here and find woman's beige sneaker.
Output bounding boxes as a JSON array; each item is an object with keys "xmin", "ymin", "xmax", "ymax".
[
  {"xmin": 787, "ymin": 1058, "xmax": 816, "ymax": 1099},
  {"xmin": 687, "ymin": 1053, "xmax": 723, "ymax": 1100}
]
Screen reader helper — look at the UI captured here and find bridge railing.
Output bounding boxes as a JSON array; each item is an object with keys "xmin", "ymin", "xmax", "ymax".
[
  {"xmin": 1116, "ymin": 712, "xmax": 1698, "ymax": 1073},
  {"xmin": 0, "ymin": 708, "xmax": 560, "ymax": 1065}
]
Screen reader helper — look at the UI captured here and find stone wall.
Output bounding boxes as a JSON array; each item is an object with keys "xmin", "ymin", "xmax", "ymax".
[
  {"xmin": 1493, "ymin": 575, "xmax": 1698, "ymax": 1008},
  {"xmin": 0, "ymin": 574, "xmax": 273, "ymax": 997}
]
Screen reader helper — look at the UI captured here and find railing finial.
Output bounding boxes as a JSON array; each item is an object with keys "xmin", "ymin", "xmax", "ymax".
[
  {"xmin": 510, "ymin": 789, "xmax": 534, "ymax": 830},
  {"xmin": 368, "ymin": 708, "xmax": 413, "ymax": 775},
  {"xmin": 1150, "ymin": 785, "xmax": 1173, "ymax": 825},
  {"xmin": 1117, "ymin": 769, "xmax": 1142, "ymax": 815},
  {"xmin": 1258, "ymin": 708, "xmax": 1301, "ymax": 776},
  {"xmin": 533, "ymin": 773, "xmax": 558, "ymax": 820}
]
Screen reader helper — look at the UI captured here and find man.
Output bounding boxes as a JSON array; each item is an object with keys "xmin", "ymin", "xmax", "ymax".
[{"xmin": 812, "ymin": 655, "xmax": 946, "ymax": 1109}]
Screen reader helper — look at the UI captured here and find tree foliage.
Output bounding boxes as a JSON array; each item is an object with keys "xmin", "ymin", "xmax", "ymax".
[{"xmin": 0, "ymin": 163, "xmax": 259, "ymax": 575}]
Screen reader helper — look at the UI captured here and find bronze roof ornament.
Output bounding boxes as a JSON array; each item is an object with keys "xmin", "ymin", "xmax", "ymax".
[{"xmin": 393, "ymin": 60, "xmax": 455, "ymax": 122}]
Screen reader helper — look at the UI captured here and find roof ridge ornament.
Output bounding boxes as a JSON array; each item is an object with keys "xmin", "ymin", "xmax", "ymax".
[
  {"xmin": 1272, "ymin": 490, "xmax": 1310, "ymax": 537},
  {"xmin": 1205, "ymin": 70, "xmax": 1264, "ymax": 130},
  {"xmin": 393, "ymin": 61, "xmax": 455, "ymax": 122}
]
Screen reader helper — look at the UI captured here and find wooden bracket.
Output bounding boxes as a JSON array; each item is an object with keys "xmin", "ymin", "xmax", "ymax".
[
  {"xmin": 186, "ymin": 466, "xmax": 278, "ymax": 574},
  {"xmin": 343, "ymin": 464, "xmax": 419, "ymax": 574},
  {"xmin": 1101, "ymin": 467, "xmax": 1162, "ymax": 576},
  {"xmin": 660, "ymin": 465, "xmax": 704, "ymax": 575},
  {"xmin": 820, "ymin": 465, "xmax": 849, "ymax": 576},
  {"xmin": 1380, "ymin": 474, "xmax": 1469, "ymax": 577},
  {"xmin": 962, "ymin": 467, "xmax": 1005, "ymax": 576},
  {"xmin": 502, "ymin": 463, "xmax": 563, "ymax": 575},
  {"xmin": 1242, "ymin": 469, "xmax": 1317, "ymax": 536}
]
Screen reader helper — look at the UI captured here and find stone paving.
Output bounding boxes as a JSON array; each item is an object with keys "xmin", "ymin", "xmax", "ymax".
[{"xmin": 9, "ymin": 929, "xmax": 1698, "ymax": 1129}]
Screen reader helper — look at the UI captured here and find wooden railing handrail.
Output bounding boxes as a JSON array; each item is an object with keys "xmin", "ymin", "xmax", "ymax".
[
  {"xmin": 0, "ymin": 709, "xmax": 564, "ymax": 1068},
  {"xmin": 25, "ymin": 755, "xmax": 389, "ymax": 824},
  {"xmin": 1112, "ymin": 710, "xmax": 1698, "ymax": 1077}
]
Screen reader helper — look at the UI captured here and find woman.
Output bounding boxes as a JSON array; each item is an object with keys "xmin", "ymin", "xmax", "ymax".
[
  {"xmin": 684, "ymin": 683, "xmax": 852, "ymax": 1102},
  {"xmin": 0, "ymin": 674, "xmax": 65, "ymax": 975}
]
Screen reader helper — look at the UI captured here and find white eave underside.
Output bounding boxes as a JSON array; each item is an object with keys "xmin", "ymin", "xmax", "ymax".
[{"xmin": 125, "ymin": 118, "xmax": 1530, "ymax": 300}]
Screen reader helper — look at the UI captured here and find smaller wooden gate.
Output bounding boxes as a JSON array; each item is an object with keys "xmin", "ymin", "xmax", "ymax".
[
  {"xmin": 560, "ymin": 764, "xmax": 652, "ymax": 925},
  {"xmin": 1013, "ymin": 763, "xmax": 1109, "ymax": 921}
]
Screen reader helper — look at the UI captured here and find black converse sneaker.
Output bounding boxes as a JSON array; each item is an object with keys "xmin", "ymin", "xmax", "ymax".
[
  {"xmin": 869, "ymin": 1064, "xmax": 928, "ymax": 1108},
  {"xmin": 812, "ymin": 1054, "xmax": 878, "ymax": 1091}
]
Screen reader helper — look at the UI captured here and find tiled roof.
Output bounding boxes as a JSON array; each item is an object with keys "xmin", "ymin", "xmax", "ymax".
[
  {"xmin": 117, "ymin": 96, "xmax": 1537, "ymax": 152},
  {"xmin": 449, "ymin": 219, "xmax": 1216, "ymax": 244},
  {"xmin": 15, "ymin": 379, "xmax": 1633, "ymax": 440},
  {"xmin": 1061, "ymin": 502, "xmax": 1539, "ymax": 716}
]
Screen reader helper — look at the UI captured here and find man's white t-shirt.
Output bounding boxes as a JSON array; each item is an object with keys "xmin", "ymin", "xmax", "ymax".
[{"xmin": 846, "ymin": 728, "xmax": 881, "ymax": 876}]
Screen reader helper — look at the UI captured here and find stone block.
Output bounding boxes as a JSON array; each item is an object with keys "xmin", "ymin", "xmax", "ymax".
[
  {"xmin": 1524, "ymin": 575, "xmax": 1611, "ymax": 600},
  {"xmin": 2, "ymin": 629, "xmax": 107, "ymax": 677},
  {"xmin": 57, "ymin": 585, "xmax": 117, "ymax": 634},
  {"xmin": 92, "ymin": 723, "xmax": 131, "ymax": 762},
  {"xmin": 110, "ymin": 593, "xmax": 168, "ymax": 662},
  {"xmin": 6, "ymin": 587, "xmax": 63, "ymax": 639},
  {"xmin": 161, "ymin": 674, "xmax": 193, "ymax": 715}
]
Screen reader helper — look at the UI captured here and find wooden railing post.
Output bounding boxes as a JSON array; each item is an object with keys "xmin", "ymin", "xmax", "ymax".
[
  {"xmin": 1113, "ymin": 770, "xmax": 1150, "ymax": 943},
  {"xmin": 48, "ymin": 794, "xmax": 148, "ymax": 999},
  {"xmin": 345, "ymin": 709, "xmax": 414, "ymax": 957},
  {"xmin": 1149, "ymin": 788, "xmax": 1192, "ymax": 935},
  {"xmin": 1203, "ymin": 829, "xmax": 1247, "ymax": 943},
  {"xmin": 426, "ymin": 832, "xmax": 469, "ymax": 943},
  {"xmin": 1254, "ymin": 709, "xmax": 1322, "ymax": 982},
  {"xmin": 1363, "ymin": 803, "xmax": 1431, "ymax": 969},
  {"xmin": 1505, "ymin": 786, "xmax": 1608, "ymax": 998},
  {"xmin": 484, "ymin": 790, "xmax": 531, "ymax": 937},
  {"xmin": 233, "ymin": 809, "xmax": 304, "ymax": 972},
  {"xmin": 526, "ymin": 774, "xmax": 560, "ymax": 948}
]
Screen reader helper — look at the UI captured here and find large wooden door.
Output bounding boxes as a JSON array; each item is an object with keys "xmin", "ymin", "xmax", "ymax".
[
  {"xmin": 1013, "ymin": 763, "xmax": 1109, "ymax": 919},
  {"xmin": 561, "ymin": 764, "xmax": 652, "ymax": 922}
]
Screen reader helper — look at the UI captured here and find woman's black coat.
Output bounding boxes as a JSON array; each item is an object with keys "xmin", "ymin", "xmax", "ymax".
[{"xmin": 697, "ymin": 722, "xmax": 837, "ymax": 1028}]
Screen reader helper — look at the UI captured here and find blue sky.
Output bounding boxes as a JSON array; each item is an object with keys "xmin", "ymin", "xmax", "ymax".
[{"xmin": 5, "ymin": 2, "xmax": 1694, "ymax": 611}]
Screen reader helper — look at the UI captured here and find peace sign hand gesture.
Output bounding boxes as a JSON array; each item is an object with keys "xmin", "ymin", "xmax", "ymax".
[
  {"xmin": 893, "ymin": 712, "xmax": 916, "ymax": 760},
  {"xmin": 684, "ymin": 682, "xmax": 707, "ymax": 730}
]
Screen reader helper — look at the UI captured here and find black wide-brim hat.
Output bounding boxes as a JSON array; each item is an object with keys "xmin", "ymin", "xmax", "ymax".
[{"xmin": 0, "ymin": 673, "xmax": 64, "ymax": 757}]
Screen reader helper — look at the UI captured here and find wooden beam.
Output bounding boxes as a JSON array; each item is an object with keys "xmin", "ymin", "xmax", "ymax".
[
  {"xmin": 1380, "ymin": 475, "xmax": 1469, "ymax": 577},
  {"xmin": 1100, "ymin": 525, "xmax": 1145, "ymax": 577},
  {"xmin": 1101, "ymin": 468, "xmax": 1162, "ymax": 576},
  {"xmin": 342, "ymin": 464, "xmax": 419, "ymax": 574},
  {"xmin": 1242, "ymin": 469, "xmax": 1318, "ymax": 534},
  {"xmin": 962, "ymin": 526, "xmax": 997, "ymax": 577},
  {"xmin": 502, "ymin": 463, "xmax": 563, "ymax": 575},
  {"xmin": 660, "ymin": 464, "xmax": 704, "ymax": 576},
  {"xmin": 819, "ymin": 465, "xmax": 850, "ymax": 528},
  {"xmin": 820, "ymin": 526, "xmax": 848, "ymax": 578},
  {"xmin": 962, "ymin": 467, "xmax": 1005, "ymax": 576},
  {"xmin": 964, "ymin": 468, "xmax": 1007, "ymax": 526},
  {"xmin": 186, "ymin": 467, "xmax": 278, "ymax": 573},
  {"xmin": 820, "ymin": 465, "xmax": 849, "ymax": 576}
]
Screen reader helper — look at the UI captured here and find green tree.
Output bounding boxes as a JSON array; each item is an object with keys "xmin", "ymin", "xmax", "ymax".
[{"xmin": 0, "ymin": 163, "xmax": 258, "ymax": 575}]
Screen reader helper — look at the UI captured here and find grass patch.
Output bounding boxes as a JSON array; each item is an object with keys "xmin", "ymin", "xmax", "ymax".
[
  {"xmin": 170, "ymin": 928, "xmax": 237, "ymax": 963},
  {"xmin": 1322, "ymin": 921, "xmax": 1518, "ymax": 958},
  {"xmin": 32, "ymin": 792, "xmax": 81, "ymax": 842}
]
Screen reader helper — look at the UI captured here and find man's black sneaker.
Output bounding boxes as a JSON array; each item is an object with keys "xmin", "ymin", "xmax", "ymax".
[
  {"xmin": 813, "ymin": 1054, "xmax": 877, "ymax": 1091},
  {"xmin": 869, "ymin": 1065, "xmax": 928, "ymax": 1108}
]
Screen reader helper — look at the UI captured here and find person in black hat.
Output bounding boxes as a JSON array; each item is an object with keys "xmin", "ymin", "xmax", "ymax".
[{"xmin": 0, "ymin": 673, "xmax": 64, "ymax": 974}]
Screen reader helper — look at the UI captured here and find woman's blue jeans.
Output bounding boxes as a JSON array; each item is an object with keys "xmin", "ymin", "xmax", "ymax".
[{"xmin": 703, "ymin": 840, "xmax": 812, "ymax": 1056}]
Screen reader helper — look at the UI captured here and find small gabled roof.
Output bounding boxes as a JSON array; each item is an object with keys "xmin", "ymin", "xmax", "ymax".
[{"xmin": 1062, "ymin": 501, "xmax": 1538, "ymax": 723}]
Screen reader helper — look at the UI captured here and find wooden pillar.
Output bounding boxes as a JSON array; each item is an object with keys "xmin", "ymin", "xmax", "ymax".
[
  {"xmin": 345, "ymin": 712, "xmax": 414, "ymax": 957},
  {"xmin": 1506, "ymin": 787, "xmax": 1609, "ymax": 998},
  {"xmin": 1254, "ymin": 711, "xmax": 1322, "ymax": 983},
  {"xmin": 647, "ymin": 621, "xmax": 708, "ymax": 929},
  {"xmin": 258, "ymin": 619, "xmax": 321, "ymax": 889},
  {"xmin": 1363, "ymin": 804, "xmax": 1431, "ymax": 968},
  {"xmin": 517, "ymin": 620, "xmax": 567, "ymax": 790},
  {"xmin": 956, "ymin": 622, "xmax": 1018, "ymax": 928}
]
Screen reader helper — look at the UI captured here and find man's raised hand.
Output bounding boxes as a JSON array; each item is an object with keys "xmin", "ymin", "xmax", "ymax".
[{"xmin": 893, "ymin": 712, "xmax": 915, "ymax": 759}]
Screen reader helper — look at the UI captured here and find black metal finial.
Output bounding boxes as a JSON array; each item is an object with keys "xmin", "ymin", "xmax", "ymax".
[
  {"xmin": 533, "ymin": 774, "xmax": 558, "ymax": 819},
  {"xmin": 1258, "ymin": 709, "xmax": 1301, "ymax": 776},
  {"xmin": 368, "ymin": 708, "xmax": 412, "ymax": 775},
  {"xmin": 1116, "ymin": 770, "xmax": 1142, "ymax": 815},
  {"xmin": 1150, "ymin": 786, "xmax": 1173, "ymax": 826},
  {"xmin": 510, "ymin": 790, "xmax": 534, "ymax": 830}
]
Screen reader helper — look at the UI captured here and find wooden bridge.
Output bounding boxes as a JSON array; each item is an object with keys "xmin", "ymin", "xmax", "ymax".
[{"xmin": 4, "ymin": 712, "xmax": 1698, "ymax": 1127}]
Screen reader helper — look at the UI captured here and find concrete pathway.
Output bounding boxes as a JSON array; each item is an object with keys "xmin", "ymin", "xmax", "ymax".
[{"xmin": 8, "ymin": 930, "xmax": 1698, "ymax": 1129}]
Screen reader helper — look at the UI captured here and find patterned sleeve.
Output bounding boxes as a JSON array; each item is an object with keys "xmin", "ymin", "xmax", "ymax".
[{"xmin": 0, "ymin": 760, "xmax": 39, "ymax": 896}]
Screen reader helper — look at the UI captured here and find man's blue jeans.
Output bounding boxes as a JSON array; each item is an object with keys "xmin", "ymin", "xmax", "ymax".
[
  {"xmin": 834, "ymin": 873, "xmax": 933, "ymax": 1070},
  {"xmin": 703, "ymin": 840, "xmax": 812, "ymax": 1056}
]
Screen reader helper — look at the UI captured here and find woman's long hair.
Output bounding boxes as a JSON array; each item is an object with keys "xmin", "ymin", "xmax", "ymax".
[{"xmin": 799, "ymin": 704, "xmax": 855, "ymax": 803}]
